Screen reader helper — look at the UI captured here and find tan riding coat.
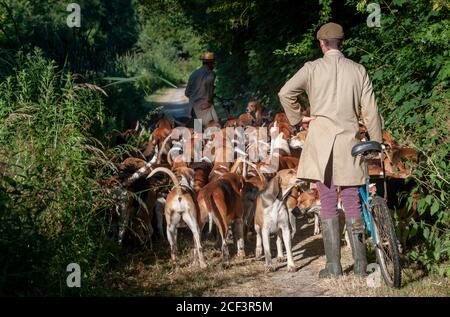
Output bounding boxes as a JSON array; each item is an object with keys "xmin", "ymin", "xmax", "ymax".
[{"xmin": 279, "ymin": 50, "xmax": 382, "ymax": 186}]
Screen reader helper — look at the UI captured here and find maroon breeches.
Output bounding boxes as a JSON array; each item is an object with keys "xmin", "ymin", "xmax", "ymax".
[{"xmin": 316, "ymin": 152, "xmax": 362, "ymax": 220}]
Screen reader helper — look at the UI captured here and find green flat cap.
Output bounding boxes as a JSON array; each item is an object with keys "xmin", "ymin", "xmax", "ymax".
[{"xmin": 316, "ymin": 22, "xmax": 344, "ymax": 40}]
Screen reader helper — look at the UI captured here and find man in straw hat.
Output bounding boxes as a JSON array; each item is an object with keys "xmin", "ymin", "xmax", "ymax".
[
  {"xmin": 279, "ymin": 22, "xmax": 382, "ymax": 278},
  {"xmin": 185, "ymin": 52, "xmax": 219, "ymax": 127}
]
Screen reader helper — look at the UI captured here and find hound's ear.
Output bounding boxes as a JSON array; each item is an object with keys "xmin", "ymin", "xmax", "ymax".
[
  {"xmin": 314, "ymin": 189, "xmax": 320, "ymax": 199},
  {"xmin": 189, "ymin": 172, "xmax": 195, "ymax": 188},
  {"xmin": 187, "ymin": 168, "xmax": 195, "ymax": 182},
  {"xmin": 263, "ymin": 175, "xmax": 280, "ymax": 204}
]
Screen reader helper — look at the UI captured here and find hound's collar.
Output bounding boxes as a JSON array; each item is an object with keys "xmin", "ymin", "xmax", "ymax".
[{"xmin": 281, "ymin": 180, "xmax": 304, "ymax": 202}]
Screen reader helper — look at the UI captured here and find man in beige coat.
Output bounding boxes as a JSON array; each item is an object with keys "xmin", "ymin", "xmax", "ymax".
[
  {"xmin": 279, "ymin": 22, "xmax": 382, "ymax": 278},
  {"xmin": 185, "ymin": 52, "xmax": 219, "ymax": 127}
]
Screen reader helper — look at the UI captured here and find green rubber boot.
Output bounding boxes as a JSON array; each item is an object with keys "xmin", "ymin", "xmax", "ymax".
[
  {"xmin": 319, "ymin": 217, "xmax": 343, "ymax": 278},
  {"xmin": 346, "ymin": 217, "xmax": 368, "ymax": 276}
]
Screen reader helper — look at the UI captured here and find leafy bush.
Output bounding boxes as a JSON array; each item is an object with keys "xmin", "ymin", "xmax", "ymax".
[
  {"xmin": 0, "ymin": 0, "xmax": 139, "ymax": 72},
  {"xmin": 0, "ymin": 50, "xmax": 116, "ymax": 295}
]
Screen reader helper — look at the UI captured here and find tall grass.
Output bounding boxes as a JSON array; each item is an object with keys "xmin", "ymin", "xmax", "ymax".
[{"xmin": 0, "ymin": 49, "xmax": 117, "ymax": 295}]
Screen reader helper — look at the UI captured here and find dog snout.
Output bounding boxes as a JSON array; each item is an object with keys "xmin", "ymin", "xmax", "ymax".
[{"xmin": 291, "ymin": 207, "xmax": 302, "ymax": 218}]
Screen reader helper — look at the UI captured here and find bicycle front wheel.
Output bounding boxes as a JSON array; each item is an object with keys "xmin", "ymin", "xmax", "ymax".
[{"xmin": 371, "ymin": 196, "xmax": 402, "ymax": 288}]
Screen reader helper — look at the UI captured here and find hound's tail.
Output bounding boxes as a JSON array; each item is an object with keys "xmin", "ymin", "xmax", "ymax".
[
  {"xmin": 147, "ymin": 167, "xmax": 182, "ymax": 195},
  {"xmin": 156, "ymin": 133, "xmax": 173, "ymax": 164},
  {"xmin": 200, "ymin": 191, "xmax": 215, "ymax": 235},
  {"xmin": 208, "ymin": 212, "xmax": 214, "ymax": 235}
]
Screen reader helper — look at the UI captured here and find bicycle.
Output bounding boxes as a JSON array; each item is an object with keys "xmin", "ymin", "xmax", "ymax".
[{"xmin": 351, "ymin": 141, "xmax": 402, "ymax": 288}]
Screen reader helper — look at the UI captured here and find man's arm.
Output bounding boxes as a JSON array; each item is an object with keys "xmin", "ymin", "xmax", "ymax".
[
  {"xmin": 207, "ymin": 72, "xmax": 215, "ymax": 103},
  {"xmin": 199, "ymin": 72, "xmax": 215, "ymax": 110},
  {"xmin": 360, "ymin": 68, "xmax": 382, "ymax": 143},
  {"xmin": 185, "ymin": 74, "xmax": 194, "ymax": 98},
  {"xmin": 278, "ymin": 64, "xmax": 310, "ymax": 126}
]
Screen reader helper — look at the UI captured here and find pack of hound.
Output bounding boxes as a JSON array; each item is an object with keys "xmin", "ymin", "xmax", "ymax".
[{"xmin": 103, "ymin": 101, "xmax": 418, "ymax": 271}]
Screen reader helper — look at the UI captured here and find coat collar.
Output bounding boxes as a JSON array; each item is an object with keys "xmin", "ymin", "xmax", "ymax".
[{"xmin": 324, "ymin": 49, "xmax": 344, "ymax": 57}]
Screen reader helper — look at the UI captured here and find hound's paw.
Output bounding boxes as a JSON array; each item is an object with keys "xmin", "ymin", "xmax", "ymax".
[
  {"xmin": 255, "ymin": 248, "xmax": 263, "ymax": 258},
  {"xmin": 237, "ymin": 250, "xmax": 246, "ymax": 258},
  {"xmin": 287, "ymin": 265, "xmax": 297, "ymax": 273},
  {"xmin": 199, "ymin": 261, "xmax": 207, "ymax": 269},
  {"xmin": 276, "ymin": 256, "xmax": 286, "ymax": 263},
  {"xmin": 313, "ymin": 229, "xmax": 321, "ymax": 236},
  {"xmin": 222, "ymin": 261, "xmax": 231, "ymax": 269},
  {"xmin": 264, "ymin": 265, "xmax": 276, "ymax": 273}
]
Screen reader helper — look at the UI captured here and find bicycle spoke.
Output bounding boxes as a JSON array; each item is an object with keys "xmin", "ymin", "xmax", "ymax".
[{"xmin": 372, "ymin": 198, "xmax": 401, "ymax": 287}]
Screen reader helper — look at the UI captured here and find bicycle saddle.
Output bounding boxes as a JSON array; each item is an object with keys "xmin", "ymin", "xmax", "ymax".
[{"xmin": 351, "ymin": 141, "xmax": 382, "ymax": 157}]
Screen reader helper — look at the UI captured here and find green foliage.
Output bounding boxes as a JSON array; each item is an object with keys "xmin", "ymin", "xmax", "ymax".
[
  {"xmin": 136, "ymin": 0, "xmax": 205, "ymax": 85},
  {"xmin": 0, "ymin": 50, "xmax": 116, "ymax": 295},
  {"xmin": 0, "ymin": 0, "xmax": 139, "ymax": 72},
  {"xmin": 0, "ymin": 0, "xmax": 144, "ymax": 132},
  {"xmin": 343, "ymin": 0, "xmax": 449, "ymax": 275},
  {"xmin": 275, "ymin": 0, "xmax": 333, "ymax": 58},
  {"xmin": 99, "ymin": 0, "xmax": 205, "ymax": 130}
]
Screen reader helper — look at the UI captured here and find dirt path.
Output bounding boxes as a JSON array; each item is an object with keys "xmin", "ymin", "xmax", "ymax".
[
  {"xmin": 149, "ymin": 87, "xmax": 189, "ymax": 106},
  {"xmin": 147, "ymin": 87, "xmax": 191, "ymax": 119},
  {"xmin": 210, "ymin": 218, "xmax": 327, "ymax": 297},
  {"xmin": 104, "ymin": 217, "xmax": 330, "ymax": 297}
]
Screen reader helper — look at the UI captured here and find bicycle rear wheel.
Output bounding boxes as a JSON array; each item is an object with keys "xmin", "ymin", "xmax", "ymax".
[{"xmin": 371, "ymin": 196, "xmax": 402, "ymax": 288}]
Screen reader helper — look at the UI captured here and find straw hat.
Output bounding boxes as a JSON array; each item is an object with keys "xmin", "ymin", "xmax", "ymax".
[{"xmin": 201, "ymin": 52, "xmax": 215, "ymax": 62}]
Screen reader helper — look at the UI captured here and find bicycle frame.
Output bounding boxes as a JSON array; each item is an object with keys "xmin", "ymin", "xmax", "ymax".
[
  {"xmin": 358, "ymin": 149, "xmax": 387, "ymax": 245},
  {"xmin": 360, "ymin": 181, "xmax": 377, "ymax": 244}
]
